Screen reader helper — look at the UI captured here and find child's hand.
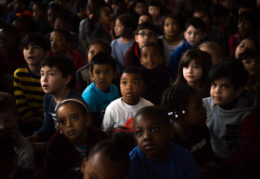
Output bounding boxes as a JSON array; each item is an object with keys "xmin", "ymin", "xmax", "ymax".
[{"xmin": 27, "ymin": 133, "xmax": 40, "ymax": 142}]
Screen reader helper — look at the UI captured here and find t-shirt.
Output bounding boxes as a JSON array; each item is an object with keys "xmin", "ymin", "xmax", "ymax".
[
  {"xmin": 102, "ymin": 97, "xmax": 153, "ymax": 131},
  {"xmin": 126, "ymin": 142, "xmax": 201, "ymax": 179}
]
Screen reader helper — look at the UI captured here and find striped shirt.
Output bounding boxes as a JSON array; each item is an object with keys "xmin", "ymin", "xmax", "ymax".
[{"xmin": 13, "ymin": 65, "xmax": 44, "ymax": 123}]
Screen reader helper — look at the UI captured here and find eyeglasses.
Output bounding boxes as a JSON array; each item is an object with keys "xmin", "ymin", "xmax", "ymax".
[{"xmin": 137, "ymin": 32, "xmax": 155, "ymax": 37}]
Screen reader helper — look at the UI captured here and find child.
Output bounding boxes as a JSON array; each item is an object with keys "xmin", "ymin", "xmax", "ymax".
[
  {"xmin": 50, "ymin": 29, "xmax": 85, "ymax": 71},
  {"xmin": 174, "ymin": 49, "xmax": 212, "ymax": 97},
  {"xmin": 138, "ymin": 13, "xmax": 153, "ymax": 24},
  {"xmin": 203, "ymin": 60, "xmax": 260, "ymax": 167},
  {"xmin": 159, "ymin": 15, "xmax": 184, "ymax": 65},
  {"xmin": 13, "ymin": 32, "xmax": 49, "ymax": 136},
  {"xmin": 102, "ymin": 67, "xmax": 153, "ymax": 131},
  {"xmin": 126, "ymin": 106, "xmax": 200, "ymax": 179},
  {"xmin": 81, "ymin": 52, "xmax": 119, "ymax": 128},
  {"xmin": 76, "ymin": 40, "xmax": 111, "ymax": 92},
  {"xmin": 81, "ymin": 132, "xmax": 135, "ymax": 179},
  {"xmin": 233, "ymin": 37, "xmax": 257, "ymax": 60},
  {"xmin": 111, "ymin": 14, "xmax": 136, "ymax": 72},
  {"xmin": 0, "ymin": 92, "xmax": 34, "ymax": 171},
  {"xmin": 124, "ymin": 22, "xmax": 158, "ymax": 67},
  {"xmin": 148, "ymin": 0, "xmax": 163, "ymax": 34},
  {"xmin": 140, "ymin": 43, "xmax": 170, "ymax": 104},
  {"xmin": 199, "ymin": 41, "xmax": 224, "ymax": 64},
  {"xmin": 161, "ymin": 85, "xmax": 215, "ymax": 177},
  {"xmin": 28, "ymin": 55, "xmax": 81, "ymax": 143},
  {"xmin": 168, "ymin": 17, "xmax": 206, "ymax": 79},
  {"xmin": 42, "ymin": 98, "xmax": 108, "ymax": 179}
]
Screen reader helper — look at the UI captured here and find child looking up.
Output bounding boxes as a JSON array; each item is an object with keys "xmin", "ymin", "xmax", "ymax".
[
  {"xmin": 161, "ymin": 85, "xmax": 215, "ymax": 178},
  {"xmin": 174, "ymin": 49, "xmax": 212, "ymax": 97},
  {"xmin": 159, "ymin": 15, "xmax": 184, "ymax": 65},
  {"xmin": 28, "ymin": 55, "xmax": 81, "ymax": 143},
  {"xmin": 77, "ymin": 40, "xmax": 111, "ymax": 93},
  {"xmin": 138, "ymin": 13, "xmax": 153, "ymax": 24},
  {"xmin": 140, "ymin": 43, "xmax": 170, "ymax": 104},
  {"xmin": 42, "ymin": 98, "xmax": 108, "ymax": 179},
  {"xmin": 203, "ymin": 60, "xmax": 260, "ymax": 167},
  {"xmin": 168, "ymin": 17, "xmax": 206, "ymax": 79},
  {"xmin": 233, "ymin": 37, "xmax": 257, "ymax": 60},
  {"xmin": 82, "ymin": 52, "xmax": 119, "ymax": 128},
  {"xmin": 81, "ymin": 132, "xmax": 135, "ymax": 179},
  {"xmin": 111, "ymin": 14, "xmax": 136, "ymax": 72},
  {"xmin": 126, "ymin": 106, "xmax": 200, "ymax": 179},
  {"xmin": 124, "ymin": 22, "xmax": 158, "ymax": 67},
  {"xmin": 102, "ymin": 67, "xmax": 153, "ymax": 131},
  {"xmin": 199, "ymin": 41, "xmax": 224, "ymax": 64},
  {"xmin": 13, "ymin": 32, "xmax": 49, "ymax": 136}
]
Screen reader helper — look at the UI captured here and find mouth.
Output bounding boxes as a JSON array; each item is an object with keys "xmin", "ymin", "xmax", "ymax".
[
  {"xmin": 66, "ymin": 130, "xmax": 77, "ymax": 137},
  {"xmin": 143, "ymin": 142, "xmax": 155, "ymax": 151},
  {"xmin": 125, "ymin": 92, "xmax": 134, "ymax": 97},
  {"xmin": 42, "ymin": 84, "xmax": 48, "ymax": 89}
]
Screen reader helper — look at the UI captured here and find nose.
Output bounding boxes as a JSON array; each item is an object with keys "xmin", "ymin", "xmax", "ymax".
[
  {"xmin": 66, "ymin": 119, "xmax": 72, "ymax": 127},
  {"xmin": 41, "ymin": 74, "xmax": 48, "ymax": 82},
  {"xmin": 143, "ymin": 130, "xmax": 152, "ymax": 140}
]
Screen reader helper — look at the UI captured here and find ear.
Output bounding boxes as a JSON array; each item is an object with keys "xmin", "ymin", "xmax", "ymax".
[
  {"xmin": 134, "ymin": 34, "xmax": 139, "ymax": 43},
  {"xmin": 85, "ymin": 115, "xmax": 92, "ymax": 127},
  {"xmin": 183, "ymin": 31, "xmax": 187, "ymax": 40},
  {"xmin": 81, "ymin": 157, "xmax": 87, "ymax": 174},
  {"xmin": 64, "ymin": 75, "xmax": 72, "ymax": 85},
  {"xmin": 140, "ymin": 57, "xmax": 144, "ymax": 66}
]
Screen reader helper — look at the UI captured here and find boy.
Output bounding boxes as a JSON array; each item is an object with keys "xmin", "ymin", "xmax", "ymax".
[
  {"xmin": 28, "ymin": 55, "xmax": 81, "ymax": 143},
  {"xmin": 140, "ymin": 43, "xmax": 170, "ymax": 104},
  {"xmin": 102, "ymin": 67, "xmax": 153, "ymax": 131},
  {"xmin": 82, "ymin": 52, "xmax": 119, "ymax": 128},
  {"xmin": 13, "ymin": 32, "xmax": 49, "ymax": 136},
  {"xmin": 203, "ymin": 60, "xmax": 260, "ymax": 166},
  {"xmin": 168, "ymin": 17, "xmax": 206, "ymax": 79},
  {"xmin": 124, "ymin": 22, "xmax": 158, "ymax": 67},
  {"xmin": 126, "ymin": 106, "xmax": 200, "ymax": 179},
  {"xmin": 0, "ymin": 92, "xmax": 34, "ymax": 171}
]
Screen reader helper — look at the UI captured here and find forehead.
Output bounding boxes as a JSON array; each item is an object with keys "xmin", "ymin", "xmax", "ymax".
[
  {"xmin": 134, "ymin": 114, "xmax": 165, "ymax": 128},
  {"xmin": 141, "ymin": 45, "xmax": 158, "ymax": 53},
  {"xmin": 93, "ymin": 64, "xmax": 113, "ymax": 71},
  {"xmin": 138, "ymin": 29, "xmax": 154, "ymax": 34},
  {"xmin": 212, "ymin": 77, "xmax": 233, "ymax": 85},
  {"xmin": 89, "ymin": 44, "xmax": 103, "ymax": 51},
  {"xmin": 41, "ymin": 65, "xmax": 60, "ymax": 72},
  {"xmin": 186, "ymin": 25, "xmax": 200, "ymax": 32},
  {"xmin": 50, "ymin": 31, "xmax": 65, "ymax": 38},
  {"xmin": 121, "ymin": 72, "xmax": 142, "ymax": 80},
  {"xmin": 57, "ymin": 103, "xmax": 81, "ymax": 116}
]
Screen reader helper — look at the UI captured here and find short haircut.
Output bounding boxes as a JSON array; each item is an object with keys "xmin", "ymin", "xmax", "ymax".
[
  {"xmin": 148, "ymin": 0, "xmax": 162, "ymax": 9},
  {"xmin": 51, "ymin": 29, "xmax": 71, "ymax": 41},
  {"xmin": 22, "ymin": 32, "xmax": 50, "ymax": 51},
  {"xmin": 122, "ymin": 67, "xmax": 146, "ymax": 83},
  {"xmin": 208, "ymin": 59, "xmax": 248, "ymax": 89},
  {"xmin": 185, "ymin": 17, "xmax": 206, "ymax": 33},
  {"xmin": 162, "ymin": 14, "xmax": 184, "ymax": 32},
  {"xmin": 140, "ymin": 42, "xmax": 163, "ymax": 56},
  {"xmin": 88, "ymin": 40, "xmax": 112, "ymax": 54},
  {"xmin": 135, "ymin": 22, "xmax": 157, "ymax": 35},
  {"xmin": 90, "ymin": 52, "xmax": 117, "ymax": 72},
  {"xmin": 238, "ymin": 50, "xmax": 259, "ymax": 61},
  {"xmin": 134, "ymin": 106, "xmax": 169, "ymax": 127},
  {"xmin": 0, "ymin": 92, "xmax": 16, "ymax": 113},
  {"xmin": 41, "ymin": 55, "xmax": 75, "ymax": 88},
  {"xmin": 116, "ymin": 14, "xmax": 137, "ymax": 38}
]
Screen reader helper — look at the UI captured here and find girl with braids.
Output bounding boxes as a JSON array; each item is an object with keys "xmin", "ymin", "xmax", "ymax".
[{"xmin": 161, "ymin": 85, "xmax": 215, "ymax": 178}]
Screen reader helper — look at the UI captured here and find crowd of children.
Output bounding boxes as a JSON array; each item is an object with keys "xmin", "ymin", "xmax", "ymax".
[{"xmin": 0, "ymin": 0, "xmax": 260, "ymax": 178}]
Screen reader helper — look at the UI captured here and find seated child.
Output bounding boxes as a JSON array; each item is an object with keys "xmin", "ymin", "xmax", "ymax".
[
  {"xmin": 199, "ymin": 41, "xmax": 224, "ymax": 64},
  {"xmin": 81, "ymin": 52, "xmax": 119, "ymax": 128},
  {"xmin": 81, "ymin": 132, "xmax": 136, "ymax": 179},
  {"xmin": 140, "ymin": 43, "xmax": 170, "ymax": 104},
  {"xmin": 28, "ymin": 55, "xmax": 81, "ymax": 143},
  {"xmin": 138, "ymin": 13, "xmax": 153, "ymax": 25},
  {"xmin": 168, "ymin": 17, "xmax": 206, "ymax": 79},
  {"xmin": 13, "ymin": 32, "xmax": 49, "ymax": 136},
  {"xmin": 102, "ymin": 67, "xmax": 153, "ymax": 131},
  {"xmin": 148, "ymin": 0, "xmax": 163, "ymax": 34},
  {"xmin": 126, "ymin": 106, "xmax": 200, "ymax": 179},
  {"xmin": 161, "ymin": 85, "xmax": 215, "ymax": 177},
  {"xmin": 124, "ymin": 22, "xmax": 158, "ymax": 67},
  {"xmin": 76, "ymin": 40, "xmax": 111, "ymax": 93},
  {"xmin": 203, "ymin": 59, "xmax": 260, "ymax": 166},
  {"xmin": 174, "ymin": 49, "xmax": 212, "ymax": 97},
  {"xmin": 42, "ymin": 98, "xmax": 108, "ymax": 179},
  {"xmin": 233, "ymin": 37, "xmax": 257, "ymax": 60},
  {"xmin": 0, "ymin": 92, "xmax": 34, "ymax": 171}
]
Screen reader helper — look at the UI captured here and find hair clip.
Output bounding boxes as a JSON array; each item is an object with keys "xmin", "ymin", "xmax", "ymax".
[
  {"xmin": 168, "ymin": 111, "xmax": 174, "ymax": 117},
  {"xmin": 181, "ymin": 110, "xmax": 186, "ymax": 115}
]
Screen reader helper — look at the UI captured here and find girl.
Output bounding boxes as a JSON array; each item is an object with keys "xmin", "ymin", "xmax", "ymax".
[
  {"xmin": 42, "ymin": 98, "xmax": 108, "ymax": 179},
  {"xmin": 199, "ymin": 41, "xmax": 224, "ymax": 64},
  {"xmin": 81, "ymin": 132, "xmax": 135, "ymax": 179},
  {"xmin": 159, "ymin": 15, "xmax": 183, "ymax": 64},
  {"xmin": 111, "ymin": 14, "xmax": 136, "ymax": 72},
  {"xmin": 174, "ymin": 49, "xmax": 212, "ymax": 97},
  {"xmin": 161, "ymin": 85, "xmax": 215, "ymax": 178},
  {"xmin": 233, "ymin": 37, "xmax": 257, "ymax": 60}
]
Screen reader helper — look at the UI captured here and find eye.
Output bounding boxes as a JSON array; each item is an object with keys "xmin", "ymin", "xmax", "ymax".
[
  {"xmin": 135, "ymin": 129, "xmax": 143, "ymax": 137},
  {"xmin": 58, "ymin": 119, "xmax": 66, "ymax": 125},
  {"xmin": 40, "ymin": 72, "xmax": 44, "ymax": 77},
  {"xmin": 222, "ymin": 84, "xmax": 228, "ymax": 89},
  {"xmin": 151, "ymin": 126, "xmax": 159, "ymax": 133},
  {"xmin": 121, "ymin": 81, "xmax": 127, "ymax": 85},
  {"xmin": 132, "ymin": 81, "xmax": 137, "ymax": 85},
  {"xmin": 48, "ymin": 72, "xmax": 54, "ymax": 76},
  {"xmin": 211, "ymin": 82, "xmax": 216, "ymax": 87},
  {"xmin": 71, "ymin": 115, "xmax": 79, "ymax": 121}
]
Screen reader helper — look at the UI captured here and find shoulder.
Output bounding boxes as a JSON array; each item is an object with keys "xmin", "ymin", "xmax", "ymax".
[
  {"xmin": 14, "ymin": 66, "xmax": 29, "ymax": 77},
  {"xmin": 68, "ymin": 90, "xmax": 82, "ymax": 99},
  {"xmin": 82, "ymin": 83, "xmax": 96, "ymax": 96},
  {"xmin": 139, "ymin": 97, "xmax": 154, "ymax": 106}
]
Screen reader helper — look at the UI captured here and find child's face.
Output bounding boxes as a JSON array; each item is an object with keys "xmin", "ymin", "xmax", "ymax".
[
  {"xmin": 138, "ymin": 15, "xmax": 152, "ymax": 24},
  {"xmin": 91, "ymin": 64, "xmax": 114, "ymax": 92},
  {"xmin": 82, "ymin": 152, "xmax": 127, "ymax": 179},
  {"xmin": 210, "ymin": 77, "xmax": 242, "ymax": 108},
  {"xmin": 135, "ymin": 29, "xmax": 157, "ymax": 48},
  {"xmin": 114, "ymin": 19, "xmax": 124, "ymax": 37},
  {"xmin": 183, "ymin": 60, "xmax": 203, "ymax": 86},
  {"xmin": 134, "ymin": 114, "xmax": 170, "ymax": 161},
  {"xmin": 184, "ymin": 25, "xmax": 203, "ymax": 47},
  {"xmin": 148, "ymin": 6, "xmax": 160, "ymax": 20},
  {"xmin": 140, "ymin": 46, "xmax": 162, "ymax": 70},
  {"xmin": 50, "ymin": 31, "xmax": 69, "ymax": 54},
  {"xmin": 98, "ymin": 7, "xmax": 114, "ymax": 26},
  {"xmin": 134, "ymin": 2, "xmax": 147, "ymax": 15},
  {"xmin": 87, "ymin": 44, "xmax": 104, "ymax": 64},
  {"xmin": 40, "ymin": 66, "xmax": 71, "ymax": 94},
  {"xmin": 57, "ymin": 103, "xmax": 90, "ymax": 145},
  {"xmin": 23, "ymin": 44, "xmax": 45, "ymax": 67},
  {"xmin": 120, "ymin": 73, "xmax": 145, "ymax": 105},
  {"xmin": 238, "ymin": 19, "xmax": 252, "ymax": 37},
  {"xmin": 242, "ymin": 58, "xmax": 258, "ymax": 76},
  {"xmin": 32, "ymin": 4, "xmax": 44, "ymax": 20},
  {"xmin": 235, "ymin": 38, "xmax": 256, "ymax": 59},
  {"xmin": 164, "ymin": 17, "xmax": 180, "ymax": 37},
  {"xmin": 193, "ymin": 11, "xmax": 210, "ymax": 26}
]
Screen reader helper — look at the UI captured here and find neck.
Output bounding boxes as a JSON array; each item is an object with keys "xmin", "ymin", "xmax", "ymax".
[
  {"xmin": 120, "ymin": 37, "xmax": 133, "ymax": 43},
  {"xmin": 73, "ymin": 129, "xmax": 88, "ymax": 147},
  {"xmin": 28, "ymin": 65, "xmax": 41, "ymax": 76},
  {"xmin": 173, "ymin": 122, "xmax": 194, "ymax": 140},
  {"xmin": 53, "ymin": 87, "xmax": 71, "ymax": 103},
  {"xmin": 187, "ymin": 81, "xmax": 200, "ymax": 88}
]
